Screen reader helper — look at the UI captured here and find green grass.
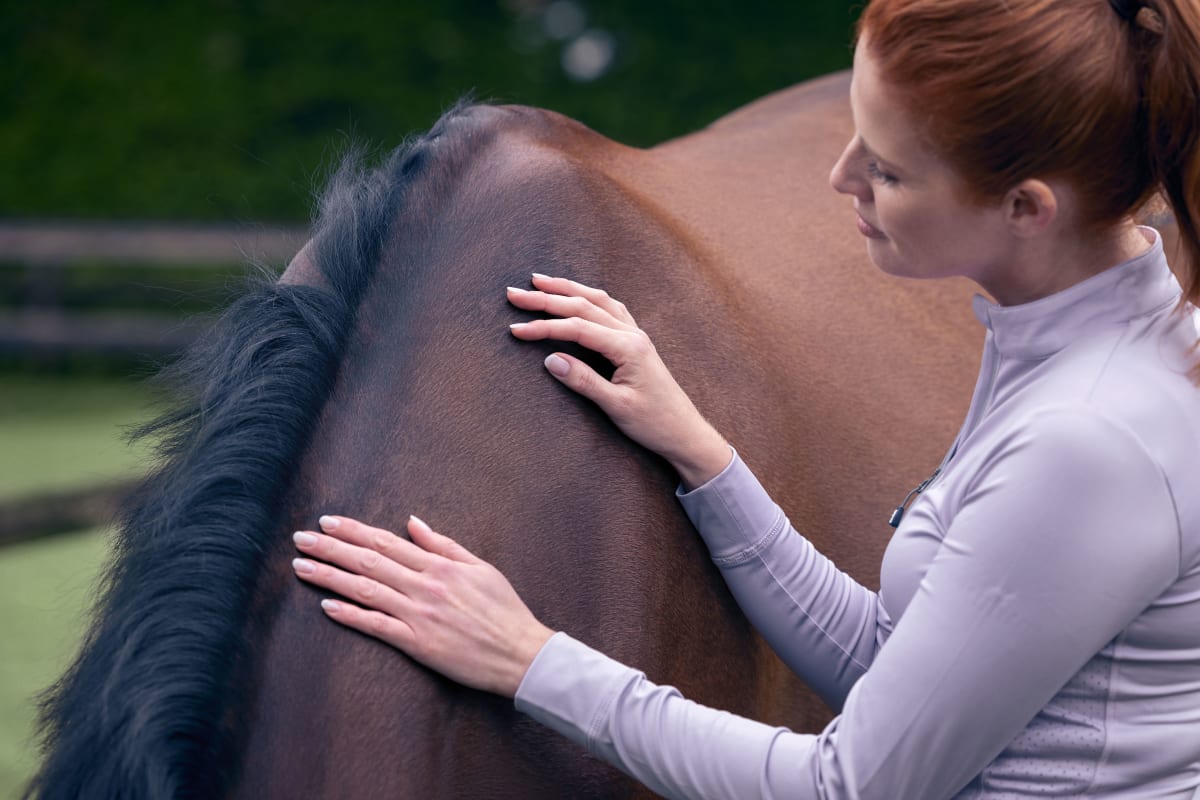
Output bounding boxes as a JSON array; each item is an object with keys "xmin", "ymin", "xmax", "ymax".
[
  {"xmin": 0, "ymin": 527, "xmax": 111, "ymax": 797},
  {"xmin": 0, "ymin": 373, "xmax": 158, "ymax": 499},
  {"xmin": 0, "ymin": 374, "xmax": 148, "ymax": 793}
]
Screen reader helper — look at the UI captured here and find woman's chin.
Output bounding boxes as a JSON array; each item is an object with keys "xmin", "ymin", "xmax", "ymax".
[{"xmin": 865, "ymin": 240, "xmax": 907, "ymax": 277}]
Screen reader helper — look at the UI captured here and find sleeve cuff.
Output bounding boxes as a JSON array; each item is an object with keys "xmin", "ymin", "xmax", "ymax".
[
  {"xmin": 514, "ymin": 632, "xmax": 640, "ymax": 754},
  {"xmin": 515, "ymin": 633, "xmax": 822, "ymax": 799},
  {"xmin": 675, "ymin": 448, "xmax": 789, "ymax": 564}
]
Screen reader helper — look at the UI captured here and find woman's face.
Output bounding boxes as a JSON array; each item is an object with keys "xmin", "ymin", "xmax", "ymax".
[{"xmin": 829, "ymin": 39, "xmax": 1013, "ymax": 287}]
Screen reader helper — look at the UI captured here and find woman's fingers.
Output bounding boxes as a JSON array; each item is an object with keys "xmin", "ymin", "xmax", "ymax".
[
  {"xmin": 506, "ymin": 286, "xmax": 633, "ymax": 331},
  {"xmin": 292, "ymin": 541, "xmax": 412, "ymax": 619},
  {"xmin": 509, "ymin": 316, "xmax": 645, "ymax": 365},
  {"xmin": 527, "ymin": 273, "xmax": 638, "ymax": 326},
  {"xmin": 407, "ymin": 515, "xmax": 481, "ymax": 564},
  {"xmin": 293, "ymin": 516, "xmax": 485, "ymax": 604},
  {"xmin": 316, "ymin": 514, "xmax": 433, "ymax": 571},
  {"xmin": 318, "ymin": 598, "xmax": 417, "ymax": 653},
  {"xmin": 294, "ymin": 513, "xmax": 554, "ymax": 697},
  {"xmin": 292, "ymin": 517, "xmax": 434, "ymax": 616},
  {"xmin": 539, "ymin": 352, "xmax": 623, "ymax": 409}
]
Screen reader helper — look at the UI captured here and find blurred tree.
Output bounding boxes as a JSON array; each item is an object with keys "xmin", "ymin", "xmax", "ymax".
[{"xmin": 0, "ymin": 0, "xmax": 856, "ymax": 222}]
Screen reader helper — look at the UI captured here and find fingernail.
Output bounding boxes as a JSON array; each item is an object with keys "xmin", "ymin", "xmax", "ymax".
[
  {"xmin": 292, "ymin": 557, "xmax": 316, "ymax": 574},
  {"xmin": 506, "ymin": 286, "xmax": 528, "ymax": 293},
  {"xmin": 409, "ymin": 514, "xmax": 433, "ymax": 535},
  {"xmin": 319, "ymin": 515, "xmax": 339, "ymax": 531},
  {"xmin": 509, "ymin": 322, "xmax": 528, "ymax": 330},
  {"xmin": 544, "ymin": 354, "xmax": 570, "ymax": 377},
  {"xmin": 293, "ymin": 531, "xmax": 317, "ymax": 547},
  {"xmin": 321, "ymin": 599, "xmax": 341, "ymax": 613},
  {"xmin": 531, "ymin": 272, "xmax": 550, "ymax": 280}
]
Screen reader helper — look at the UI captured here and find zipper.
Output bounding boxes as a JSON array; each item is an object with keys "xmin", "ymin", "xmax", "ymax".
[
  {"xmin": 888, "ymin": 439, "xmax": 958, "ymax": 528},
  {"xmin": 888, "ymin": 328, "xmax": 1000, "ymax": 529}
]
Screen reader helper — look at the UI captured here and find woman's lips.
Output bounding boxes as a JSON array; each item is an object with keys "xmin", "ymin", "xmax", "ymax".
[{"xmin": 856, "ymin": 214, "xmax": 885, "ymax": 239}]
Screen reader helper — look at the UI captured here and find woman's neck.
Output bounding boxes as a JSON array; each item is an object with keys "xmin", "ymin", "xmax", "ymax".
[{"xmin": 980, "ymin": 221, "xmax": 1152, "ymax": 307}]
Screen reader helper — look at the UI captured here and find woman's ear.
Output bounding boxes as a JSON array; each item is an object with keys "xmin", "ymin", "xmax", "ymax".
[{"xmin": 1003, "ymin": 179, "xmax": 1059, "ymax": 238}]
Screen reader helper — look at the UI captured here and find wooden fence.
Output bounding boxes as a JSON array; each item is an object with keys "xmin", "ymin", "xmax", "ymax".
[
  {"xmin": 0, "ymin": 219, "xmax": 307, "ymax": 356},
  {"xmin": 0, "ymin": 220, "xmax": 307, "ymax": 544}
]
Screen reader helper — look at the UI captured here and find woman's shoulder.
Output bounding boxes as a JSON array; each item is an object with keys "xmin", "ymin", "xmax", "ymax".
[
  {"xmin": 996, "ymin": 363, "xmax": 1200, "ymax": 570},
  {"xmin": 1018, "ymin": 300, "xmax": 1200, "ymax": 466},
  {"xmin": 1083, "ymin": 307, "xmax": 1200, "ymax": 465}
]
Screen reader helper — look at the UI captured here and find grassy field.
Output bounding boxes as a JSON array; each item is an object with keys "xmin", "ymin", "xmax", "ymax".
[
  {"xmin": 0, "ymin": 373, "xmax": 157, "ymax": 500},
  {"xmin": 0, "ymin": 527, "xmax": 111, "ymax": 797},
  {"xmin": 0, "ymin": 373, "xmax": 152, "ymax": 795}
]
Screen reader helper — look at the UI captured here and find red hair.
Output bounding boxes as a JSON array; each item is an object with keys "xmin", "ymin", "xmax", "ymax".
[{"xmin": 858, "ymin": 0, "xmax": 1200, "ymax": 374}]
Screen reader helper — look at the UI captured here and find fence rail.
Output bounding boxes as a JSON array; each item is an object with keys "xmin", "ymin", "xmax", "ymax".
[
  {"xmin": 0, "ymin": 219, "xmax": 308, "ymax": 355},
  {"xmin": 0, "ymin": 219, "xmax": 308, "ymax": 266},
  {"xmin": 1, "ymin": 220, "xmax": 308, "ymax": 542},
  {"xmin": 0, "ymin": 480, "xmax": 136, "ymax": 547},
  {"xmin": 0, "ymin": 309, "xmax": 208, "ymax": 356}
]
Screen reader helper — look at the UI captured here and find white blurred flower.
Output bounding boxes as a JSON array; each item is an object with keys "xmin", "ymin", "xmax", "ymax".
[{"xmin": 561, "ymin": 28, "xmax": 616, "ymax": 82}]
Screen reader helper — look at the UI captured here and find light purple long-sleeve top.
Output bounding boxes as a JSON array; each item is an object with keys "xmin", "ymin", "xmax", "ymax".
[{"xmin": 514, "ymin": 230, "xmax": 1200, "ymax": 798}]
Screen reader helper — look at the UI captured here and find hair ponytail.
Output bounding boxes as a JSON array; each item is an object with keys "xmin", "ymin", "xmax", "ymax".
[{"xmin": 1142, "ymin": 2, "xmax": 1200, "ymax": 324}]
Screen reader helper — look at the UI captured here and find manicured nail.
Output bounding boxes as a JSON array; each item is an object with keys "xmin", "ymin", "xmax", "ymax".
[
  {"xmin": 409, "ymin": 514, "xmax": 433, "ymax": 535},
  {"xmin": 321, "ymin": 599, "xmax": 341, "ymax": 613},
  {"xmin": 292, "ymin": 557, "xmax": 316, "ymax": 574},
  {"xmin": 531, "ymin": 272, "xmax": 550, "ymax": 280},
  {"xmin": 506, "ymin": 286, "xmax": 528, "ymax": 293},
  {"xmin": 509, "ymin": 322, "xmax": 528, "ymax": 330},
  {"xmin": 293, "ymin": 531, "xmax": 317, "ymax": 547},
  {"xmin": 544, "ymin": 354, "xmax": 570, "ymax": 377},
  {"xmin": 319, "ymin": 515, "xmax": 339, "ymax": 531}
]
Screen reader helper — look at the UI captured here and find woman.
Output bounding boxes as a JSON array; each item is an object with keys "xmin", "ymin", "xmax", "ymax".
[{"xmin": 289, "ymin": 0, "xmax": 1200, "ymax": 796}]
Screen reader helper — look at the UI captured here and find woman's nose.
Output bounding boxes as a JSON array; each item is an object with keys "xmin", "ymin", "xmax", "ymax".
[{"xmin": 829, "ymin": 138, "xmax": 869, "ymax": 200}]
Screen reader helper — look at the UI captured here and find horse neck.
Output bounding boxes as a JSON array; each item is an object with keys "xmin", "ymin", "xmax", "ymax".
[
  {"xmin": 232, "ymin": 91, "xmax": 983, "ymax": 796},
  {"xmin": 232, "ymin": 119, "xmax": 798, "ymax": 798}
]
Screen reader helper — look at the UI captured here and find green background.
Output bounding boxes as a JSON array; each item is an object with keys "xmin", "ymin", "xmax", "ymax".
[
  {"xmin": 2, "ymin": 1, "xmax": 858, "ymax": 222},
  {"xmin": 0, "ymin": 1, "xmax": 857, "ymax": 794}
]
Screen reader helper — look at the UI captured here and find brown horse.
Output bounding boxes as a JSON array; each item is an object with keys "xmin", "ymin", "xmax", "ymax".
[{"xmin": 30, "ymin": 72, "xmax": 987, "ymax": 798}]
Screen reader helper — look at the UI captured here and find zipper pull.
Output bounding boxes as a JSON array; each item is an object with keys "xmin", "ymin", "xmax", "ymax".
[{"xmin": 888, "ymin": 466, "xmax": 943, "ymax": 528}]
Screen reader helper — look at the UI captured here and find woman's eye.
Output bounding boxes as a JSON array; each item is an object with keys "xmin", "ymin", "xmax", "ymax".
[{"xmin": 867, "ymin": 160, "xmax": 898, "ymax": 186}]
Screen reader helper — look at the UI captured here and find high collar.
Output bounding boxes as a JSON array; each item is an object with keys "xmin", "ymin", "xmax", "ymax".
[{"xmin": 971, "ymin": 228, "xmax": 1180, "ymax": 359}]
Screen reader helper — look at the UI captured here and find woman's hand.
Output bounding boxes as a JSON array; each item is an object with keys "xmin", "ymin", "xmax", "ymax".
[
  {"xmin": 507, "ymin": 274, "xmax": 731, "ymax": 489},
  {"xmin": 291, "ymin": 514, "xmax": 555, "ymax": 698}
]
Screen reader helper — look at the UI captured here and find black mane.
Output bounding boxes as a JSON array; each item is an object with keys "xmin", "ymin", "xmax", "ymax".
[{"xmin": 25, "ymin": 101, "xmax": 489, "ymax": 800}]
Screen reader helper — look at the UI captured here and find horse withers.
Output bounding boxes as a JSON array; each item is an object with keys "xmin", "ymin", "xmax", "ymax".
[{"xmin": 28, "ymin": 73, "xmax": 984, "ymax": 798}]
